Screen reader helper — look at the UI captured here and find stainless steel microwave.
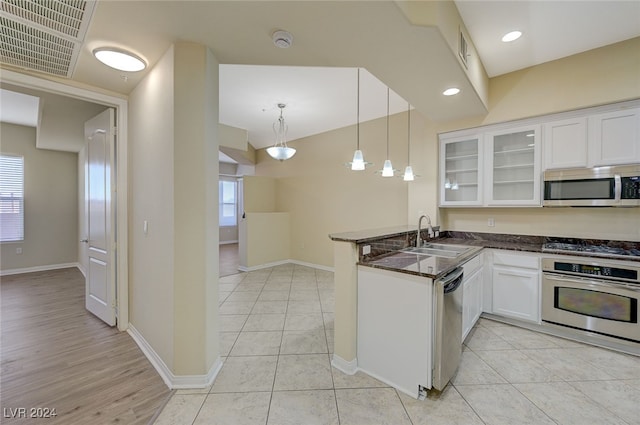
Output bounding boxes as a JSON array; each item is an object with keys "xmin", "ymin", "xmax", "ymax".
[{"xmin": 543, "ymin": 165, "xmax": 640, "ymax": 207}]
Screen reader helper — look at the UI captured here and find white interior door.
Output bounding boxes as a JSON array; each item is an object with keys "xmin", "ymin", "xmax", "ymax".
[{"xmin": 84, "ymin": 109, "xmax": 116, "ymax": 326}]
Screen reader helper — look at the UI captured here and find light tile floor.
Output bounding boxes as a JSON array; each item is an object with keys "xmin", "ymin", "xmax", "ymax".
[{"xmin": 154, "ymin": 264, "xmax": 640, "ymax": 425}]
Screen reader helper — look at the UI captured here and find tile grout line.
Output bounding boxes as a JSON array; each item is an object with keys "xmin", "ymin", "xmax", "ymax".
[{"xmin": 264, "ymin": 266, "xmax": 292, "ymax": 425}]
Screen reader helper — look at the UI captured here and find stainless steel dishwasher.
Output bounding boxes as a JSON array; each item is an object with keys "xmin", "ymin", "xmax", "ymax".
[{"xmin": 432, "ymin": 267, "xmax": 464, "ymax": 391}]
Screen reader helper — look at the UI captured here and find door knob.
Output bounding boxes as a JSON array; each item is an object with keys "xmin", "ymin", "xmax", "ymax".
[{"xmin": 81, "ymin": 239, "xmax": 88, "ymax": 243}]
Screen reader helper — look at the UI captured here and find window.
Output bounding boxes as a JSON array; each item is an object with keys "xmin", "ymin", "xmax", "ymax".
[
  {"xmin": 219, "ymin": 179, "xmax": 237, "ymax": 227},
  {"xmin": 0, "ymin": 154, "xmax": 24, "ymax": 242}
]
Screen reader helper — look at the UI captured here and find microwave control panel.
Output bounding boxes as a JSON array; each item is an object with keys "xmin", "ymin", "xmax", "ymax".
[{"xmin": 622, "ymin": 176, "xmax": 640, "ymax": 199}]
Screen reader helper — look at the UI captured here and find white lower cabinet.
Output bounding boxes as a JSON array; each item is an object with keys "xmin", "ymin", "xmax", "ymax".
[
  {"xmin": 490, "ymin": 250, "xmax": 541, "ymax": 324},
  {"xmin": 357, "ymin": 266, "xmax": 432, "ymax": 399},
  {"xmin": 462, "ymin": 267, "xmax": 483, "ymax": 341}
]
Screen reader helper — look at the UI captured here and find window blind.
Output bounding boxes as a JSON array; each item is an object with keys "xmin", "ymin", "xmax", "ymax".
[
  {"xmin": 0, "ymin": 155, "xmax": 24, "ymax": 242},
  {"xmin": 219, "ymin": 179, "xmax": 237, "ymax": 227}
]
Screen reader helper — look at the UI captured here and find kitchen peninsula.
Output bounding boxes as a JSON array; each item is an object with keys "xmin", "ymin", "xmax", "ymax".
[{"xmin": 329, "ymin": 226, "xmax": 640, "ymax": 395}]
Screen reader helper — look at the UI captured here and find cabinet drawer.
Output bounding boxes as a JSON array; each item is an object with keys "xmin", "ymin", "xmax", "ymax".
[
  {"xmin": 462, "ymin": 254, "xmax": 482, "ymax": 275},
  {"xmin": 492, "ymin": 251, "xmax": 539, "ymax": 269}
]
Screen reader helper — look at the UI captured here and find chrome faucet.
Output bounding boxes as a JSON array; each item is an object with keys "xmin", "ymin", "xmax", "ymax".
[{"xmin": 417, "ymin": 214, "xmax": 434, "ymax": 247}]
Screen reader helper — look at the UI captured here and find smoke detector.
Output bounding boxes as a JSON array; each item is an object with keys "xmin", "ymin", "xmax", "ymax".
[{"xmin": 272, "ymin": 30, "xmax": 293, "ymax": 48}]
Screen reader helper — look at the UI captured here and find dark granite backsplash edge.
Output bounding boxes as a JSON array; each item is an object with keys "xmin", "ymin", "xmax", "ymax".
[
  {"xmin": 447, "ymin": 231, "xmax": 640, "ymax": 251},
  {"xmin": 359, "ymin": 227, "xmax": 441, "ymax": 262},
  {"xmin": 357, "ymin": 230, "xmax": 640, "ymax": 263}
]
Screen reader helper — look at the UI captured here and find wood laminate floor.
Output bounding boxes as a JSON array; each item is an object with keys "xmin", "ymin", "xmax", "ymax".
[
  {"xmin": 1, "ymin": 267, "xmax": 172, "ymax": 425},
  {"xmin": 219, "ymin": 243, "xmax": 240, "ymax": 277}
]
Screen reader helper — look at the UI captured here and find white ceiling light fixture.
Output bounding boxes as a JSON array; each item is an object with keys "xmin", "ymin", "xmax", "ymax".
[
  {"xmin": 272, "ymin": 30, "xmax": 293, "ymax": 48},
  {"xmin": 93, "ymin": 48, "xmax": 146, "ymax": 72},
  {"xmin": 266, "ymin": 103, "xmax": 296, "ymax": 161},
  {"xmin": 443, "ymin": 87, "xmax": 460, "ymax": 96},
  {"xmin": 501, "ymin": 30, "xmax": 522, "ymax": 43},
  {"xmin": 347, "ymin": 68, "xmax": 372, "ymax": 171}
]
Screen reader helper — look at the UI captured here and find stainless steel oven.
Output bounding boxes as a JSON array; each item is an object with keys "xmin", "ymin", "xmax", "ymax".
[
  {"xmin": 541, "ymin": 258, "xmax": 640, "ymax": 343},
  {"xmin": 543, "ymin": 164, "xmax": 640, "ymax": 207}
]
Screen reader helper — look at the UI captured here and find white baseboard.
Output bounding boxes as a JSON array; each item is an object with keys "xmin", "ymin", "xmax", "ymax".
[
  {"xmin": 289, "ymin": 259, "xmax": 334, "ymax": 273},
  {"xmin": 219, "ymin": 240, "xmax": 239, "ymax": 245},
  {"xmin": 238, "ymin": 259, "xmax": 291, "ymax": 272},
  {"xmin": 331, "ymin": 354, "xmax": 358, "ymax": 375},
  {"xmin": 127, "ymin": 324, "xmax": 223, "ymax": 389},
  {"xmin": 239, "ymin": 259, "xmax": 334, "ymax": 273},
  {"xmin": 0, "ymin": 262, "xmax": 81, "ymax": 276}
]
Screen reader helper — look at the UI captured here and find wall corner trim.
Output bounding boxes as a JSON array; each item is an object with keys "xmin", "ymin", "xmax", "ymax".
[
  {"xmin": 331, "ymin": 354, "xmax": 358, "ymax": 375},
  {"xmin": 127, "ymin": 324, "xmax": 223, "ymax": 390}
]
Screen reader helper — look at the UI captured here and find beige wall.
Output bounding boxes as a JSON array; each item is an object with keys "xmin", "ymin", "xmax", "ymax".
[
  {"xmin": 129, "ymin": 43, "xmax": 220, "ymax": 377},
  {"xmin": 0, "ymin": 123, "xmax": 78, "ymax": 271},
  {"xmin": 172, "ymin": 43, "xmax": 220, "ymax": 374},
  {"xmin": 244, "ymin": 212, "xmax": 290, "ymax": 267},
  {"xmin": 435, "ymin": 37, "xmax": 640, "ymax": 242},
  {"xmin": 129, "ymin": 45, "xmax": 176, "ymax": 369},
  {"xmin": 243, "ymin": 175, "xmax": 277, "ymax": 212},
  {"xmin": 37, "ymin": 94, "xmax": 108, "ymax": 152},
  {"xmin": 256, "ymin": 113, "xmax": 413, "ymax": 267}
]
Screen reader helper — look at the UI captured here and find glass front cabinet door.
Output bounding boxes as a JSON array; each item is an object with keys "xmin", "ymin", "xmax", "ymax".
[
  {"xmin": 439, "ymin": 134, "xmax": 483, "ymax": 206},
  {"xmin": 485, "ymin": 125, "xmax": 542, "ymax": 206}
]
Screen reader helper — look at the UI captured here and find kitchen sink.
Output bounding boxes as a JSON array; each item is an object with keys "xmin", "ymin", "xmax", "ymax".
[{"xmin": 401, "ymin": 243, "xmax": 474, "ymax": 258}]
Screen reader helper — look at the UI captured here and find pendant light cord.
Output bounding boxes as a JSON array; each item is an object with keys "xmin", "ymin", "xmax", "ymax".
[
  {"xmin": 407, "ymin": 102, "xmax": 411, "ymax": 162},
  {"xmin": 386, "ymin": 87, "xmax": 390, "ymax": 158},
  {"xmin": 356, "ymin": 68, "xmax": 360, "ymax": 150}
]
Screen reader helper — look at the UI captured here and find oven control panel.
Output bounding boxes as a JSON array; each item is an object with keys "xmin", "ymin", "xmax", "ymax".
[{"xmin": 553, "ymin": 261, "xmax": 638, "ymax": 282}]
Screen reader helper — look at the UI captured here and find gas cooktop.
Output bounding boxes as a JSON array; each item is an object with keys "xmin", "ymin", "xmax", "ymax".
[{"xmin": 543, "ymin": 242, "xmax": 640, "ymax": 259}]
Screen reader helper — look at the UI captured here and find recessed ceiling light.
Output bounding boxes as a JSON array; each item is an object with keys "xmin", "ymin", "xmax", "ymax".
[
  {"xmin": 502, "ymin": 31, "xmax": 522, "ymax": 42},
  {"xmin": 443, "ymin": 88, "xmax": 460, "ymax": 96},
  {"xmin": 93, "ymin": 48, "xmax": 146, "ymax": 72}
]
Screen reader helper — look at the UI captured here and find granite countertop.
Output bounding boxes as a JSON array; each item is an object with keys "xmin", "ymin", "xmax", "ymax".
[
  {"xmin": 361, "ymin": 244, "xmax": 484, "ymax": 279},
  {"xmin": 329, "ymin": 225, "xmax": 421, "ymax": 244},
  {"xmin": 347, "ymin": 228, "xmax": 640, "ymax": 279}
]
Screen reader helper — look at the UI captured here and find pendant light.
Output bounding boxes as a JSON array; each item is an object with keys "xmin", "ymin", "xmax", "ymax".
[
  {"xmin": 379, "ymin": 87, "xmax": 395, "ymax": 177},
  {"xmin": 403, "ymin": 102, "xmax": 415, "ymax": 181},
  {"xmin": 347, "ymin": 68, "xmax": 371, "ymax": 170},
  {"xmin": 266, "ymin": 103, "xmax": 296, "ymax": 161}
]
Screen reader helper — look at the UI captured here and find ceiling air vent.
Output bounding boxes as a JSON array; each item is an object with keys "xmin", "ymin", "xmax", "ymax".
[
  {"xmin": 458, "ymin": 28, "xmax": 469, "ymax": 69},
  {"xmin": 0, "ymin": 0, "xmax": 96, "ymax": 78}
]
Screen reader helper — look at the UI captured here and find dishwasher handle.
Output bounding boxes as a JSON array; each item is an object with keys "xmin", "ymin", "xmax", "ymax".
[{"xmin": 439, "ymin": 268, "xmax": 464, "ymax": 294}]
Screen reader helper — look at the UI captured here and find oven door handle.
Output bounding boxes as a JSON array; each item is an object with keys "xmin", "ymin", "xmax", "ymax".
[{"xmin": 543, "ymin": 272, "xmax": 640, "ymax": 293}]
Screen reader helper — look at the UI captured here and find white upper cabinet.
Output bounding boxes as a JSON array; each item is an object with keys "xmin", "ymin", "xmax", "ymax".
[
  {"xmin": 588, "ymin": 108, "xmax": 640, "ymax": 167},
  {"xmin": 485, "ymin": 125, "xmax": 542, "ymax": 206},
  {"xmin": 439, "ymin": 101, "xmax": 639, "ymax": 207},
  {"xmin": 440, "ymin": 134, "xmax": 483, "ymax": 206},
  {"xmin": 544, "ymin": 117, "xmax": 588, "ymax": 169}
]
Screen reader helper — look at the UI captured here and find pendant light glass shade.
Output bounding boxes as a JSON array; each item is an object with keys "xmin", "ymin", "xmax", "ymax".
[
  {"xmin": 403, "ymin": 165, "xmax": 415, "ymax": 181},
  {"xmin": 382, "ymin": 159, "xmax": 394, "ymax": 177},
  {"xmin": 267, "ymin": 103, "xmax": 296, "ymax": 161},
  {"xmin": 351, "ymin": 149, "xmax": 366, "ymax": 170},
  {"xmin": 266, "ymin": 146, "xmax": 296, "ymax": 161}
]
